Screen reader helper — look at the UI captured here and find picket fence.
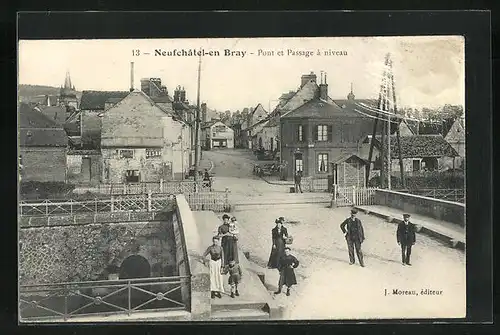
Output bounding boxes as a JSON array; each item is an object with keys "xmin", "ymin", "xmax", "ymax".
[{"xmin": 332, "ymin": 185, "xmax": 377, "ymax": 207}]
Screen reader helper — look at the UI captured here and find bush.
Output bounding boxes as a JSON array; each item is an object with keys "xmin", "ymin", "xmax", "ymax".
[{"xmin": 19, "ymin": 181, "xmax": 76, "ymax": 200}]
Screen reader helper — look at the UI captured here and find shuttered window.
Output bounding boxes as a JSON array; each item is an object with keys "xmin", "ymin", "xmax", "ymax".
[{"xmin": 318, "ymin": 154, "xmax": 328, "ymax": 172}]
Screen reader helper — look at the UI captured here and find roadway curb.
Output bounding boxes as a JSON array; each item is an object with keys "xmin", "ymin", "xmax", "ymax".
[
  {"xmin": 353, "ymin": 206, "xmax": 465, "ymax": 252},
  {"xmin": 259, "ymin": 176, "xmax": 295, "ymax": 186}
]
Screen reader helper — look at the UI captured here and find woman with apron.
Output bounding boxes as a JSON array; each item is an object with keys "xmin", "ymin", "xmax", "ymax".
[{"xmin": 203, "ymin": 236, "xmax": 225, "ymax": 298}]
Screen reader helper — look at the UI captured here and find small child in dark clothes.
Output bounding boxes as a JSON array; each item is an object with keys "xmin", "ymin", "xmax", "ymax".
[{"xmin": 224, "ymin": 260, "xmax": 243, "ymax": 298}]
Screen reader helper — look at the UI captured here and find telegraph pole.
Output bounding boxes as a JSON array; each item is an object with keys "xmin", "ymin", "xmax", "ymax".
[{"xmin": 194, "ymin": 54, "xmax": 202, "ymax": 184}]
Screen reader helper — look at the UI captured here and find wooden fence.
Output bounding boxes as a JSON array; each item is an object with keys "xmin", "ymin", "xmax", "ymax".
[
  {"xmin": 332, "ymin": 185, "xmax": 377, "ymax": 207},
  {"xmin": 19, "ymin": 190, "xmax": 231, "ymax": 217},
  {"xmin": 75, "ymin": 180, "xmax": 202, "ymax": 195},
  {"xmin": 19, "ymin": 276, "xmax": 190, "ymax": 321}
]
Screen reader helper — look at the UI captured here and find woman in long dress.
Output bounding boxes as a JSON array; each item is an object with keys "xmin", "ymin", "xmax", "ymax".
[
  {"xmin": 218, "ymin": 214, "xmax": 239, "ymax": 265},
  {"xmin": 275, "ymin": 247, "xmax": 299, "ymax": 296},
  {"xmin": 267, "ymin": 218, "xmax": 289, "ymax": 269},
  {"xmin": 203, "ymin": 236, "xmax": 225, "ymax": 299}
]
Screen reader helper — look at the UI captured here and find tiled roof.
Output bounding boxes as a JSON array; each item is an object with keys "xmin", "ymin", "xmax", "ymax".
[
  {"xmin": 18, "ymin": 103, "xmax": 68, "ymax": 147},
  {"xmin": 281, "ymin": 98, "xmax": 359, "ymax": 119},
  {"xmin": 331, "ymin": 153, "xmax": 369, "ymax": 165},
  {"xmin": 37, "ymin": 105, "xmax": 67, "ymax": 125},
  {"xmin": 375, "ymin": 134, "xmax": 459, "ymax": 158},
  {"xmin": 80, "ymin": 90, "xmax": 129, "ymax": 110}
]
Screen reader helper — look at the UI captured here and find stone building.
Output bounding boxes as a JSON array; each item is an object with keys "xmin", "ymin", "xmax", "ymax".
[
  {"xmin": 201, "ymin": 120, "xmax": 235, "ymax": 149},
  {"xmin": 240, "ymin": 103, "xmax": 268, "ymax": 149},
  {"xmin": 18, "ymin": 103, "xmax": 68, "ymax": 182},
  {"xmin": 100, "ymin": 90, "xmax": 191, "ymax": 183}
]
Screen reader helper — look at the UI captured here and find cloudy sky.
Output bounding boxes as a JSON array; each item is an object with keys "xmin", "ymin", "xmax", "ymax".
[{"xmin": 18, "ymin": 36, "xmax": 464, "ymax": 112}]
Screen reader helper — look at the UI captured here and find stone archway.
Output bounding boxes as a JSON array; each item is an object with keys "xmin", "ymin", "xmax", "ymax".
[{"xmin": 119, "ymin": 254, "xmax": 151, "ymax": 279}]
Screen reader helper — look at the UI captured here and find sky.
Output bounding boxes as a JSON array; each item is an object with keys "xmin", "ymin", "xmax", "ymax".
[{"xmin": 18, "ymin": 36, "xmax": 464, "ymax": 112}]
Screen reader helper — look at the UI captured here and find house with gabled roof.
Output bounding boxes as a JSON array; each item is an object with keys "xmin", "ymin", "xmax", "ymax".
[
  {"xmin": 18, "ymin": 103, "xmax": 68, "ymax": 182},
  {"xmin": 279, "ymin": 75, "xmax": 379, "ymax": 180},
  {"xmin": 100, "ymin": 90, "xmax": 191, "ymax": 183},
  {"xmin": 362, "ymin": 134, "xmax": 459, "ymax": 175},
  {"xmin": 240, "ymin": 103, "xmax": 268, "ymax": 149}
]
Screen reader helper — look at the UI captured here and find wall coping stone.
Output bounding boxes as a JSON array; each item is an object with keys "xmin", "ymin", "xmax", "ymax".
[
  {"xmin": 375, "ymin": 189, "xmax": 465, "ymax": 208},
  {"xmin": 175, "ymin": 194, "xmax": 210, "ymax": 320}
]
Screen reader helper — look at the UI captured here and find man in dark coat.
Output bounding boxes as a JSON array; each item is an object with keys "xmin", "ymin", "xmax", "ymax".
[
  {"xmin": 397, "ymin": 213, "xmax": 416, "ymax": 266},
  {"xmin": 294, "ymin": 170, "xmax": 303, "ymax": 193},
  {"xmin": 340, "ymin": 208, "xmax": 365, "ymax": 267}
]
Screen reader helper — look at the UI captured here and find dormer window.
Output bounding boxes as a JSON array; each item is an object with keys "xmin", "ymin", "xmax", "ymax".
[{"xmin": 26, "ymin": 131, "xmax": 32, "ymax": 137}]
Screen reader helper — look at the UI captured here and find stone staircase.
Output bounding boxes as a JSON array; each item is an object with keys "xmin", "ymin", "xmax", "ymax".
[{"xmin": 192, "ymin": 211, "xmax": 281, "ymax": 320}]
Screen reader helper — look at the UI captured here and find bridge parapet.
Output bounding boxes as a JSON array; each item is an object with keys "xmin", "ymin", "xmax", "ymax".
[{"xmin": 374, "ymin": 189, "xmax": 465, "ymax": 227}]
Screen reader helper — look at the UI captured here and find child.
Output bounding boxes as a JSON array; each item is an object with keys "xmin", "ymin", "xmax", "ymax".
[
  {"xmin": 275, "ymin": 247, "xmax": 299, "ymax": 296},
  {"xmin": 224, "ymin": 259, "xmax": 243, "ymax": 298}
]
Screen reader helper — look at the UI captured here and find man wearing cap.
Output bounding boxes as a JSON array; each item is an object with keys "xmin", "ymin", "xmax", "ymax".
[
  {"xmin": 340, "ymin": 208, "xmax": 365, "ymax": 267},
  {"xmin": 397, "ymin": 214, "xmax": 416, "ymax": 266}
]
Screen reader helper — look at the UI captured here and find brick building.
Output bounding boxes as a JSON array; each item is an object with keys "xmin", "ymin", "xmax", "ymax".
[
  {"xmin": 19, "ymin": 103, "xmax": 68, "ymax": 182},
  {"xmin": 100, "ymin": 90, "xmax": 191, "ymax": 183},
  {"xmin": 280, "ymin": 77, "xmax": 376, "ymax": 180}
]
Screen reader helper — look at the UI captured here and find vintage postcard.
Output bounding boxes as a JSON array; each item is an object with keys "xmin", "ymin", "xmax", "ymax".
[{"xmin": 18, "ymin": 36, "xmax": 466, "ymax": 322}]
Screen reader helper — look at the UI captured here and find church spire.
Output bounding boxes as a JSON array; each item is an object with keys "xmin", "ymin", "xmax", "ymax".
[
  {"xmin": 347, "ymin": 82, "xmax": 355, "ymax": 100},
  {"xmin": 64, "ymin": 71, "xmax": 72, "ymax": 90}
]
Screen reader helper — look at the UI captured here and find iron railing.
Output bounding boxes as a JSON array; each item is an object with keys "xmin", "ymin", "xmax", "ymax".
[
  {"xmin": 19, "ymin": 193, "xmax": 176, "ymax": 216},
  {"xmin": 19, "ymin": 190, "xmax": 232, "ymax": 217},
  {"xmin": 19, "ymin": 276, "xmax": 190, "ymax": 321},
  {"xmin": 397, "ymin": 188, "xmax": 465, "ymax": 203},
  {"xmin": 74, "ymin": 181, "xmax": 202, "ymax": 195}
]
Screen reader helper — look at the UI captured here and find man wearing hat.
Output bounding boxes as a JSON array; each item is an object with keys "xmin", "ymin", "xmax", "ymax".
[
  {"xmin": 340, "ymin": 208, "xmax": 365, "ymax": 267},
  {"xmin": 397, "ymin": 213, "xmax": 416, "ymax": 266}
]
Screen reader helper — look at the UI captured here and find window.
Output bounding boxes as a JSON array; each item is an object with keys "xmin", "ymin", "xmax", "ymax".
[
  {"xmin": 120, "ymin": 149, "xmax": 134, "ymax": 159},
  {"xmin": 297, "ymin": 125, "xmax": 303, "ymax": 142},
  {"xmin": 146, "ymin": 148, "xmax": 162, "ymax": 158},
  {"xmin": 125, "ymin": 170, "xmax": 140, "ymax": 183},
  {"xmin": 213, "ymin": 132, "xmax": 216, "ymax": 137},
  {"xmin": 318, "ymin": 154, "xmax": 328, "ymax": 173},
  {"xmin": 317, "ymin": 125, "xmax": 328, "ymax": 141},
  {"xmin": 295, "ymin": 158, "xmax": 303, "ymax": 172},
  {"xmin": 412, "ymin": 159, "xmax": 421, "ymax": 172}
]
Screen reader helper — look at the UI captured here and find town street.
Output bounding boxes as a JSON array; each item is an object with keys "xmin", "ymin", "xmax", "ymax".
[{"xmin": 201, "ymin": 149, "xmax": 465, "ymax": 319}]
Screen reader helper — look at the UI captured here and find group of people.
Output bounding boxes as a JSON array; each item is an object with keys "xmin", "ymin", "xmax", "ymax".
[
  {"xmin": 203, "ymin": 214, "xmax": 242, "ymax": 299},
  {"xmin": 340, "ymin": 208, "xmax": 417, "ymax": 267},
  {"xmin": 266, "ymin": 217, "xmax": 300, "ymax": 297},
  {"xmin": 203, "ymin": 208, "xmax": 417, "ymax": 301}
]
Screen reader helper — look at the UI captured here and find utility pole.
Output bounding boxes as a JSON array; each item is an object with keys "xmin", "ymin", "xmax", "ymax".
[{"xmin": 194, "ymin": 54, "xmax": 202, "ymax": 184}]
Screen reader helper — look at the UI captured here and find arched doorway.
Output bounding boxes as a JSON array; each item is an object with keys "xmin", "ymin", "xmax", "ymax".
[{"xmin": 119, "ymin": 255, "xmax": 151, "ymax": 279}]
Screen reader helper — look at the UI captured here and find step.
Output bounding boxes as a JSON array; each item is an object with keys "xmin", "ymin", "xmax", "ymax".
[
  {"xmin": 211, "ymin": 300, "xmax": 268, "ymax": 313},
  {"xmin": 210, "ymin": 308, "xmax": 270, "ymax": 321}
]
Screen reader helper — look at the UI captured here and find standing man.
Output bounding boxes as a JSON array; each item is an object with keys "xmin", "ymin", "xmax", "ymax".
[
  {"xmin": 397, "ymin": 213, "xmax": 416, "ymax": 266},
  {"xmin": 340, "ymin": 208, "xmax": 365, "ymax": 267},
  {"xmin": 294, "ymin": 170, "xmax": 303, "ymax": 193}
]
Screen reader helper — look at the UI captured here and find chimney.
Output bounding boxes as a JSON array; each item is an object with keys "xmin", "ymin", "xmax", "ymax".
[
  {"xmin": 130, "ymin": 62, "xmax": 134, "ymax": 92},
  {"xmin": 301, "ymin": 71, "xmax": 317, "ymax": 87},
  {"xmin": 319, "ymin": 71, "xmax": 328, "ymax": 100},
  {"xmin": 46, "ymin": 95, "xmax": 51, "ymax": 107}
]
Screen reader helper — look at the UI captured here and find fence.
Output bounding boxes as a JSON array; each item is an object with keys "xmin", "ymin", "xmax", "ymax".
[
  {"xmin": 19, "ymin": 193, "xmax": 176, "ymax": 216},
  {"xmin": 19, "ymin": 190, "xmax": 231, "ymax": 217},
  {"xmin": 75, "ymin": 180, "xmax": 202, "ymax": 195},
  {"xmin": 332, "ymin": 185, "xmax": 377, "ymax": 207},
  {"xmin": 19, "ymin": 276, "xmax": 190, "ymax": 321},
  {"xmin": 396, "ymin": 188, "xmax": 465, "ymax": 203},
  {"xmin": 302, "ymin": 177, "xmax": 329, "ymax": 193}
]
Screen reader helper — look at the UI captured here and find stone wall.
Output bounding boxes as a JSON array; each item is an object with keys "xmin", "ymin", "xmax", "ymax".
[
  {"xmin": 374, "ymin": 189, "xmax": 465, "ymax": 226},
  {"xmin": 19, "ymin": 214, "xmax": 178, "ymax": 285},
  {"xmin": 20, "ymin": 147, "xmax": 67, "ymax": 182}
]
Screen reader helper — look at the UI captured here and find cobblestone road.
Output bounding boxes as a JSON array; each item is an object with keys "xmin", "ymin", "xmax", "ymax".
[{"xmin": 230, "ymin": 205, "xmax": 466, "ymax": 320}]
